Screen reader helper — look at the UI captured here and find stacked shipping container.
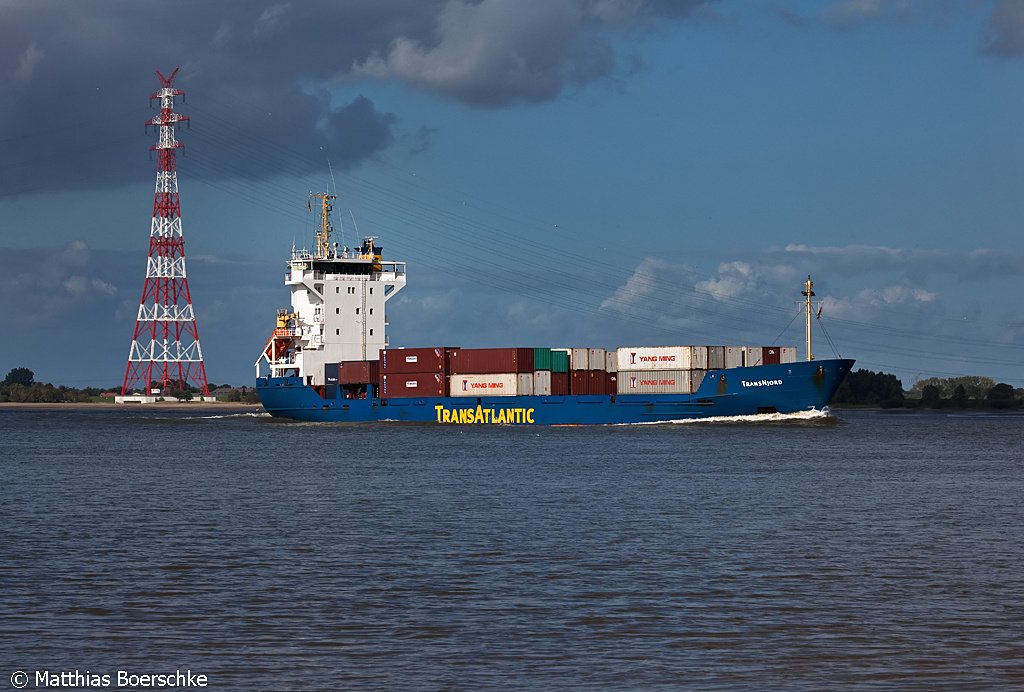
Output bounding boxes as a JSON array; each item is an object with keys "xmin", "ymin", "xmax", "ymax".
[
  {"xmin": 380, "ymin": 347, "xmax": 450, "ymax": 397},
  {"xmin": 330, "ymin": 343, "xmax": 798, "ymax": 399}
]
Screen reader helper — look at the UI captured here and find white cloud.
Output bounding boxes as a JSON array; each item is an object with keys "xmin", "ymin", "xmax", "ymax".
[
  {"xmin": 695, "ymin": 261, "xmax": 757, "ymax": 301},
  {"xmin": 62, "ymin": 276, "xmax": 117, "ymax": 298},
  {"xmin": 599, "ymin": 257, "xmax": 672, "ymax": 311},
  {"xmin": 782, "ymin": 243, "xmax": 1024, "ymax": 279},
  {"xmin": 253, "ymin": 3, "xmax": 292, "ymax": 39},
  {"xmin": 13, "ymin": 42, "xmax": 44, "ymax": 89}
]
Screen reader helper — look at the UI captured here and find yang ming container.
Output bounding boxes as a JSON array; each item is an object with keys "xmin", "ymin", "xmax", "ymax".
[
  {"xmin": 449, "ymin": 373, "xmax": 525, "ymax": 397},
  {"xmin": 616, "ymin": 346, "xmax": 693, "ymax": 371},
  {"xmin": 617, "ymin": 369, "xmax": 694, "ymax": 394}
]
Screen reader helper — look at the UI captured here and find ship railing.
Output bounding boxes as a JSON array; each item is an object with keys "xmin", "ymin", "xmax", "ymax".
[{"xmin": 295, "ymin": 265, "xmax": 406, "ymax": 282}]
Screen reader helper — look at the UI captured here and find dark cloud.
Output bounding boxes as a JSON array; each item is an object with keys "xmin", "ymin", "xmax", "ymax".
[
  {"xmin": 983, "ymin": 0, "xmax": 1024, "ymax": 57},
  {"xmin": 0, "ymin": 241, "xmax": 280, "ymax": 386},
  {"xmin": 0, "ymin": 0, "xmax": 714, "ymax": 196},
  {"xmin": 352, "ymin": 0, "xmax": 714, "ymax": 106},
  {"xmin": 773, "ymin": 0, "xmax": 936, "ymax": 32}
]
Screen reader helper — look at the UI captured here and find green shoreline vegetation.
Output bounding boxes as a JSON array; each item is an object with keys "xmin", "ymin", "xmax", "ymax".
[
  {"xmin": 0, "ymin": 367, "xmax": 261, "ymax": 404},
  {"xmin": 832, "ymin": 369, "xmax": 1022, "ymax": 410},
  {"xmin": 2, "ymin": 366, "xmax": 1021, "ymax": 410}
]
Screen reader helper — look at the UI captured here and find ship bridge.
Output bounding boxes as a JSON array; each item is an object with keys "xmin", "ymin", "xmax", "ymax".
[{"xmin": 255, "ymin": 195, "xmax": 407, "ymax": 383}]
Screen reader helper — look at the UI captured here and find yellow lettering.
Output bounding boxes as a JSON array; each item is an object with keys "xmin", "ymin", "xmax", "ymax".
[
  {"xmin": 495, "ymin": 409, "xmax": 506, "ymax": 424},
  {"xmin": 441, "ymin": 409, "xmax": 453, "ymax": 424},
  {"xmin": 435, "ymin": 404, "xmax": 444, "ymax": 423},
  {"xmin": 526, "ymin": 408, "xmax": 535, "ymax": 424},
  {"xmin": 475, "ymin": 405, "xmax": 484, "ymax": 424}
]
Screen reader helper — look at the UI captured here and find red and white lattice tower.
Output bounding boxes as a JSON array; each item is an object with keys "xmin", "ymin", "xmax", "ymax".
[{"xmin": 120, "ymin": 67, "xmax": 210, "ymax": 398}]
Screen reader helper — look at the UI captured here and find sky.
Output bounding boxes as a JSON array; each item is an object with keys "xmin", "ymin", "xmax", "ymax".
[{"xmin": 1, "ymin": 0, "xmax": 1022, "ymax": 389}]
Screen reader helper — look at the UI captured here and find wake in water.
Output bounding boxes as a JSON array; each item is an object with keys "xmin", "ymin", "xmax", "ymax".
[
  {"xmin": 623, "ymin": 408, "xmax": 837, "ymax": 426},
  {"xmin": 182, "ymin": 411, "xmax": 271, "ymax": 420}
]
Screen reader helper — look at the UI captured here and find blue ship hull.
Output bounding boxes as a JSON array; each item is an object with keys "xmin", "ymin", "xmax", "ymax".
[{"xmin": 256, "ymin": 358, "xmax": 854, "ymax": 424}]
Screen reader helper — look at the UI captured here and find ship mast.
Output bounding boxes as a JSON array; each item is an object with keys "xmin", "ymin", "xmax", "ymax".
[
  {"xmin": 801, "ymin": 275, "xmax": 819, "ymax": 361},
  {"xmin": 309, "ymin": 192, "xmax": 336, "ymax": 259}
]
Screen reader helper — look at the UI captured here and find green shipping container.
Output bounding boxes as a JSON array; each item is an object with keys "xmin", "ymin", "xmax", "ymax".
[
  {"xmin": 551, "ymin": 350, "xmax": 569, "ymax": 373},
  {"xmin": 533, "ymin": 347, "xmax": 552, "ymax": 371}
]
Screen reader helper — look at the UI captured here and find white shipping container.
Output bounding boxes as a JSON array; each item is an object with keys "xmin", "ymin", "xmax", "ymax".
[
  {"xmin": 690, "ymin": 369, "xmax": 707, "ymax": 392},
  {"xmin": 707, "ymin": 347, "xmax": 725, "ymax": 370},
  {"xmin": 517, "ymin": 373, "xmax": 534, "ymax": 396},
  {"xmin": 605, "ymin": 351, "xmax": 617, "ymax": 373},
  {"xmin": 744, "ymin": 347, "xmax": 763, "ymax": 366},
  {"xmin": 617, "ymin": 369, "xmax": 694, "ymax": 394},
  {"xmin": 724, "ymin": 347, "xmax": 745, "ymax": 369},
  {"xmin": 533, "ymin": 370, "xmax": 552, "ymax": 396},
  {"xmin": 588, "ymin": 349, "xmax": 606, "ymax": 371},
  {"xmin": 781, "ymin": 347, "xmax": 798, "ymax": 363},
  {"xmin": 571, "ymin": 348, "xmax": 589, "ymax": 370},
  {"xmin": 616, "ymin": 346, "xmax": 692, "ymax": 371},
  {"xmin": 689, "ymin": 346, "xmax": 708, "ymax": 370},
  {"xmin": 449, "ymin": 373, "xmax": 522, "ymax": 397}
]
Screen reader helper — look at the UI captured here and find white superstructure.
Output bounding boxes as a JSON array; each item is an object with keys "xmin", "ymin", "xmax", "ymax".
[{"xmin": 255, "ymin": 194, "xmax": 406, "ymax": 385}]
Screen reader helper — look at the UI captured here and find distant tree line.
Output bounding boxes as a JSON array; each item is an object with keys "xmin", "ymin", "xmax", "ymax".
[
  {"xmin": 3, "ymin": 365, "xmax": 1019, "ymax": 409},
  {"xmin": 0, "ymin": 367, "xmax": 93, "ymax": 403},
  {"xmin": 835, "ymin": 369, "xmax": 1022, "ymax": 409},
  {"xmin": 1, "ymin": 368, "xmax": 259, "ymax": 404}
]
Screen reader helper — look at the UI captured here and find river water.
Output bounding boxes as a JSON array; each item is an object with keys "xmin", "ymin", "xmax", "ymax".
[{"xmin": 2, "ymin": 408, "xmax": 1022, "ymax": 690}]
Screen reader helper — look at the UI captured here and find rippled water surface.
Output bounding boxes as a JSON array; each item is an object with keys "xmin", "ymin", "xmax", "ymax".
[{"xmin": 2, "ymin": 408, "xmax": 1022, "ymax": 689}]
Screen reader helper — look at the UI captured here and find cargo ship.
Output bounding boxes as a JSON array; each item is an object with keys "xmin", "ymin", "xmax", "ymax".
[{"xmin": 254, "ymin": 194, "xmax": 854, "ymax": 424}]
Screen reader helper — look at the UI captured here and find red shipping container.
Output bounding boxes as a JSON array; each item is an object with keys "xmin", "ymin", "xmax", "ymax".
[
  {"xmin": 762, "ymin": 347, "xmax": 781, "ymax": 365},
  {"xmin": 570, "ymin": 369, "xmax": 611, "ymax": 395},
  {"xmin": 551, "ymin": 372, "xmax": 569, "ymax": 396},
  {"xmin": 448, "ymin": 347, "xmax": 534, "ymax": 374},
  {"xmin": 602, "ymin": 370, "xmax": 615, "ymax": 395},
  {"xmin": 339, "ymin": 360, "xmax": 380, "ymax": 385},
  {"xmin": 380, "ymin": 347, "xmax": 449, "ymax": 374},
  {"xmin": 381, "ymin": 372, "xmax": 447, "ymax": 397}
]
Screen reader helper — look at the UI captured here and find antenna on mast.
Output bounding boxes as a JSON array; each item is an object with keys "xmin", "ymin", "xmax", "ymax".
[
  {"xmin": 309, "ymin": 192, "xmax": 336, "ymax": 259},
  {"xmin": 349, "ymin": 209, "xmax": 360, "ymax": 239},
  {"xmin": 327, "ymin": 158, "xmax": 346, "ymax": 249},
  {"xmin": 800, "ymin": 275, "xmax": 822, "ymax": 362}
]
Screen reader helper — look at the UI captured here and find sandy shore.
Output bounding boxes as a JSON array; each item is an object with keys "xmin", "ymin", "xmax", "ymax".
[{"xmin": 0, "ymin": 401, "xmax": 264, "ymax": 411}]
